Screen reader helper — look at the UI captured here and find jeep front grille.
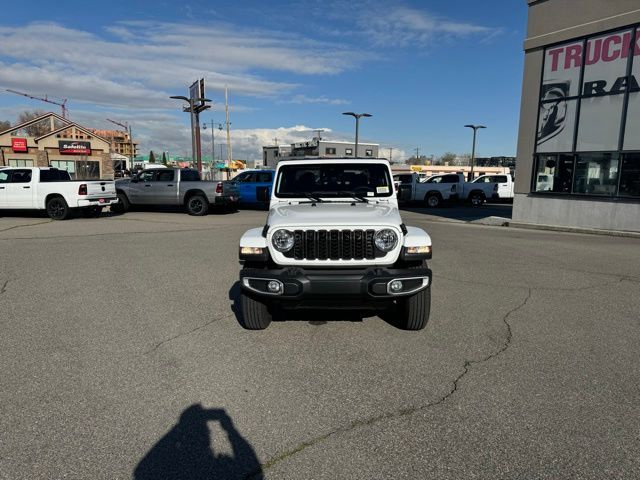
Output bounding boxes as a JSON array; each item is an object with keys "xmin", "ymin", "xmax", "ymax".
[{"xmin": 284, "ymin": 229, "xmax": 382, "ymax": 260}]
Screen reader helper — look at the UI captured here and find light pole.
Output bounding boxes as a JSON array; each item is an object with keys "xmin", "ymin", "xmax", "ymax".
[
  {"xmin": 170, "ymin": 95, "xmax": 210, "ymax": 174},
  {"xmin": 342, "ymin": 112, "xmax": 372, "ymax": 157},
  {"xmin": 464, "ymin": 124, "xmax": 486, "ymax": 180},
  {"xmin": 202, "ymin": 120, "xmax": 223, "ymax": 164},
  {"xmin": 106, "ymin": 118, "xmax": 135, "ymax": 172}
]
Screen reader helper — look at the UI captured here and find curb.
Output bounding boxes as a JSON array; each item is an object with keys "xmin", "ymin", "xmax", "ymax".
[{"xmin": 505, "ymin": 221, "xmax": 640, "ymax": 239}]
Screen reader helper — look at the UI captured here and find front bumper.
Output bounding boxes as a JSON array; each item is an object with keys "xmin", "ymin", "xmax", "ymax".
[{"xmin": 240, "ymin": 266, "xmax": 432, "ymax": 307}]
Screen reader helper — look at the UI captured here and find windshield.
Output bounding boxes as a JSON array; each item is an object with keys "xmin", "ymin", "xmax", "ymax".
[{"xmin": 275, "ymin": 163, "xmax": 393, "ymax": 199}]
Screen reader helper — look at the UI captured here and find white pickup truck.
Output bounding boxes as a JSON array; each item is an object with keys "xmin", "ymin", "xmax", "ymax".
[
  {"xmin": 470, "ymin": 173, "xmax": 514, "ymax": 200},
  {"xmin": 238, "ymin": 158, "xmax": 433, "ymax": 331},
  {"xmin": 395, "ymin": 172, "xmax": 498, "ymax": 207},
  {"xmin": 0, "ymin": 167, "xmax": 117, "ymax": 220}
]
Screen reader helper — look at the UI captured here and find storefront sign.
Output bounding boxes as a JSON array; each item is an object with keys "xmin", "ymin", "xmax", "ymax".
[
  {"xmin": 11, "ymin": 137, "xmax": 28, "ymax": 152},
  {"xmin": 58, "ymin": 140, "xmax": 91, "ymax": 155}
]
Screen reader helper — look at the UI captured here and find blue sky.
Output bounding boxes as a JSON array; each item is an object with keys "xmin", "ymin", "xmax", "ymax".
[{"xmin": 0, "ymin": 0, "xmax": 527, "ymax": 161}]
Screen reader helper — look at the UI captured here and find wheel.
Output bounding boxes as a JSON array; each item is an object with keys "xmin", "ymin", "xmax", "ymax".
[
  {"xmin": 425, "ymin": 193, "xmax": 441, "ymax": 208},
  {"xmin": 240, "ymin": 292, "xmax": 272, "ymax": 330},
  {"xmin": 46, "ymin": 196, "xmax": 70, "ymax": 220},
  {"xmin": 388, "ymin": 261, "xmax": 431, "ymax": 330},
  {"xmin": 469, "ymin": 191, "xmax": 485, "ymax": 207},
  {"xmin": 394, "ymin": 288, "xmax": 431, "ymax": 330},
  {"xmin": 111, "ymin": 192, "xmax": 130, "ymax": 214},
  {"xmin": 186, "ymin": 194, "xmax": 209, "ymax": 216}
]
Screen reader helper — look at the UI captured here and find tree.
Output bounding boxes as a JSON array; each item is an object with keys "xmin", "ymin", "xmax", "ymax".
[
  {"xmin": 439, "ymin": 152, "xmax": 457, "ymax": 166},
  {"xmin": 17, "ymin": 110, "xmax": 49, "ymax": 137},
  {"xmin": 0, "ymin": 120, "xmax": 10, "ymax": 132},
  {"xmin": 162, "ymin": 152, "xmax": 167, "ymax": 165},
  {"xmin": 149, "ymin": 150, "xmax": 156, "ymax": 163}
]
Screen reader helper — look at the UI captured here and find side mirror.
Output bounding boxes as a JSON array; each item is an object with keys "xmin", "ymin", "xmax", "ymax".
[
  {"xmin": 256, "ymin": 186, "xmax": 270, "ymax": 202},
  {"xmin": 399, "ymin": 185, "xmax": 412, "ymax": 201}
]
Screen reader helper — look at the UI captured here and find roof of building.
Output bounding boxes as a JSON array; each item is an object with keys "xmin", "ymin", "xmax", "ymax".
[
  {"xmin": 0, "ymin": 111, "xmax": 70, "ymax": 137},
  {"xmin": 35, "ymin": 122, "xmax": 110, "ymax": 144}
]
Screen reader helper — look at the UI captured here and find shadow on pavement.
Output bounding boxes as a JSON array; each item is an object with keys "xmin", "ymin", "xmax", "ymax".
[
  {"xmin": 134, "ymin": 404, "xmax": 263, "ymax": 480},
  {"xmin": 401, "ymin": 202, "xmax": 512, "ymax": 222}
]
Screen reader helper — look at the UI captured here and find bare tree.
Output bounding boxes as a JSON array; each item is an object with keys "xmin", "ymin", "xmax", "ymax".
[
  {"xmin": 0, "ymin": 120, "xmax": 10, "ymax": 132},
  {"xmin": 17, "ymin": 110, "xmax": 49, "ymax": 137},
  {"xmin": 438, "ymin": 152, "xmax": 457, "ymax": 166}
]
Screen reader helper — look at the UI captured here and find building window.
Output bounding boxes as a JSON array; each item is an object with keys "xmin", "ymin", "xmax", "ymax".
[
  {"xmin": 8, "ymin": 159, "xmax": 34, "ymax": 167},
  {"xmin": 534, "ymin": 154, "xmax": 574, "ymax": 193},
  {"xmin": 572, "ymin": 153, "xmax": 619, "ymax": 195},
  {"xmin": 365, "ymin": 149, "xmax": 373, "ymax": 157},
  {"xmin": 325, "ymin": 147, "xmax": 336, "ymax": 155},
  {"xmin": 51, "ymin": 160, "xmax": 76, "ymax": 177},
  {"xmin": 345, "ymin": 148, "xmax": 353, "ymax": 156},
  {"xmin": 619, "ymin": 154, "xmax": 640, "ymax": 197},
  {"xmin": 532, "ymin": 24, "xmax": 640, "ymax": 200}
]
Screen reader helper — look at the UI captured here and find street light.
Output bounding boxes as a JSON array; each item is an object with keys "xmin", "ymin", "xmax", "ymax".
[
  {"xmin": 464, "ymin": 124, "xmax": 486, "ymax": 180},
  {"xmin": 342, "ymin": 112, "xmax": 372, "ymax": 158},
  {"xmin": 170, "ymin": 95, "xmax": 210, "ymax": 173}
]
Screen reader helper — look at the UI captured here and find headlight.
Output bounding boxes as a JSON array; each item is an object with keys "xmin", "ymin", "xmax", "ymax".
[
  {"xmin": 272, "ymin": 229, "xmax": 294, "ymax": 252},
  {"xmin": 374, "ymin": 229, "xmax": 398, "ymax": 252}
]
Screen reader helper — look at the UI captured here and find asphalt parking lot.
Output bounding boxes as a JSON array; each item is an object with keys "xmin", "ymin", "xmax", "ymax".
[{"xmin": 1, "ymin": 207, "xmax": 639, "ymax": 479}]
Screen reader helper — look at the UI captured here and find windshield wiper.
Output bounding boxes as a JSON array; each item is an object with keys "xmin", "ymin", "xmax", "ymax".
[
  {"xmin": 336, "ymin": 191, "xmax": 369, "ymax": 203},
  {"xmin": 301, "ymin": 192, "xmax": 323, "ymax": 203}
]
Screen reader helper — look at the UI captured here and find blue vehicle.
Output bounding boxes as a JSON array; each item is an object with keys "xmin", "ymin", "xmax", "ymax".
[{"xmin": 233, "ymin": 169, "xmax": 275, "ymax": 207}]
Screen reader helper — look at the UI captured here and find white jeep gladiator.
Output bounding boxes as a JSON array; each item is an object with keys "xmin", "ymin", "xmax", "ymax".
[{"xmin": 238, "ymin": 158, "xmax": 433, "ymax": 330}]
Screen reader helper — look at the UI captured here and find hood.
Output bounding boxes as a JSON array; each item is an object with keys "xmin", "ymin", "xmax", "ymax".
[{"xmin": 268, "ymin": 202, "xmax": 403, "ymax": 229}]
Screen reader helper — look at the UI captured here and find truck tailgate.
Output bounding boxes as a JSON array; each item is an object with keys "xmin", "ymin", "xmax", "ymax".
[
  {"xmin": 86, "ymin": 181, "xmax": 116, "ymax": 197},
  {"xmin": 223, "ymin": 181, "xmax": 239, "ymax": 197}
]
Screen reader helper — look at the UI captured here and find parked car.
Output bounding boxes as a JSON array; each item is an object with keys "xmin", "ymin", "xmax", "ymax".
[
  {"xmin": 112, "ymin": 168, "xmax": 239, "ymax": 215},
  {"xmin": 233, "ymin": 169, "xmax": 275, "ymax": 208},
  {"xmin": 0, "ymin": 167, "xmax": 117, "ymax": 220},
  {"xmin": 396, "ymin": 172, "xmax": 498, "ymax": 207},
  {"xmin": 471, "ymin": 174, "xmax": 514, "ymax": 200},
  {"xmin": 238, "ymin": 158, "xmax": 433, "ymax": 330}
]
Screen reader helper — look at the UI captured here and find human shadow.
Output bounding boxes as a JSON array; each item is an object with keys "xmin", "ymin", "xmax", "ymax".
[{"xmin": 134, "ymin": 404, "xmax": 263, "ymax": 480}]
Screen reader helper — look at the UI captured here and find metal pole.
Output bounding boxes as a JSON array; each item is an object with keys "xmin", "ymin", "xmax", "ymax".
[
  {"xmin": 188, "ymin": 100, "xmax": 196, "ymax": 166},
  {"xmin": 470, "ymin": 128, "xmax": 477, "ymax": 179},
  {"xmin": 354, "ymin": 117, "xmax": 359, "ymax": 158},
  {"xmin": 128, "ymin": 124, "xmax": 134, "ymax": 172},
  {"xmin": 194, "ymin": 110, "xmax": 202, "ymax": 174}
]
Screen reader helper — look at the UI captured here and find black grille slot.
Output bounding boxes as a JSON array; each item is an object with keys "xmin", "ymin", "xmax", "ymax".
[{"xmin": 286, "ymin": 229, "xmax": 378, "ymax": 260}]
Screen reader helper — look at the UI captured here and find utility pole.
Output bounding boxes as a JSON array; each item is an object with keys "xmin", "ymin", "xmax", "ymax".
[
  {"xmin": 273, "ymin": 137, "xmax": 279, "ymax": 146},
  {"xmin": 415, "ymin": 147, "xmax": 420, "ymax": 160},
  {"xmin": 314, "ymin": 129, "xmax": 324, "ymax": 141},
  {"xmin": 203, "ymin": 120, "xmax": 223, "ymax": 165},
  {"xmin": 225, "ymin": 85, "xmax": 232, "ymax": 166},
  {"xmin": 170, "ymin": 82, "xmax": 211, "ymax": 174},
  {"xmin": 389, "ymin": 147, "xmax": 393, "ymax": 163}
]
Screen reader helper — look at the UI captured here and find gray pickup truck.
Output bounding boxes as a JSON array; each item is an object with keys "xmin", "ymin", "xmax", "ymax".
[{"xmin": 112, "ymin": 168, "xmax": 239, "ymax": 215}]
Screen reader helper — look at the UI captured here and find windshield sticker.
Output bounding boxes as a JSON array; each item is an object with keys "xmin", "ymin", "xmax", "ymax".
[{"xmin": 376, "ymin": 186, "xmax": 389, "ymax": 194}]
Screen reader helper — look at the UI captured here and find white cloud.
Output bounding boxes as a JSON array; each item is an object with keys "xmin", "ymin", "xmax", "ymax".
[
  {"xmin": 287, "ymin": 94, "xmax": 350, "ymax": 105},
  {"xmin": 0, "ymin": 20, "xmax": 362, "ymax": 110}
]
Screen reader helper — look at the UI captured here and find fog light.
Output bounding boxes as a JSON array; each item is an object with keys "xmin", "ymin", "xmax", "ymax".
[
  {"xmin": 240, "ymin": 246, "xmax": 264, "ymax": 255},
  {"xmin": 267, "ymin": 280, "xmax": 283, "ymax": 293},
  {"xmin": 406, "ymin": 245, "xmax": 431, "ymax": 255},
  {"xmin": 389, "ymin": 280, "xmax": 403, "ymax": 292}
]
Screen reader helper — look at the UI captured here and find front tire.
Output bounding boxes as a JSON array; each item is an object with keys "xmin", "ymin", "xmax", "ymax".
[
  {"xmin": 46, "ymin": 196, "xmax": 70, "ymax": 220},
  {"xmin": 186, "ymin": 194, "xmax": 209, "ymax": 216},
  {"xmin": 240, "ymin": 292, "xmax": 272, "ymax": 330},
  {"xmin": 392, "ymin": 288, "xmax": 431, "ymax": 330}
]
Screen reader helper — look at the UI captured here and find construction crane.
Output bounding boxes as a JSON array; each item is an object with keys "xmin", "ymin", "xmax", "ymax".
[{"xmin": 6, "ymin": 89, "xmax": 68, "ymax": 118}]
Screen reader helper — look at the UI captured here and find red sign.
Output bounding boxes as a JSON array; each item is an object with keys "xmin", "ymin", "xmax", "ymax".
[
  {"xmin": 11, "ymin": 137, "xmax": 28, "ymax": 152},
  {"xmin": 58, "ymin": 141, "xmax": 91, "ymax": 155}
]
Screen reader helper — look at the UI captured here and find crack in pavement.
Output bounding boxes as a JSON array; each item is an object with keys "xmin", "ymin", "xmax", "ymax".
[
  {"xmin": 140, "ymin": 312, "xmax": 234, "ymax": 356},
  {"xmin": 0, "ymin": 279, "xmax": 9, "ymax": 295},
  {"xmin": 0, "ymin": 219, "xmax": 52, "ymax": 234},
  {"xmin": 246, "ymin": 288, "xmax": 533, "ymax": 479}
]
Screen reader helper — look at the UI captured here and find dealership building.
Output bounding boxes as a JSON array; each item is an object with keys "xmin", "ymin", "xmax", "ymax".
[
  {"xmin": 513, "ymin": 0, "xmax": 640, "ymax": 232},
  {"xmin": 0, "ymin": 112, "xmax": 113, "ymax": 179}
]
